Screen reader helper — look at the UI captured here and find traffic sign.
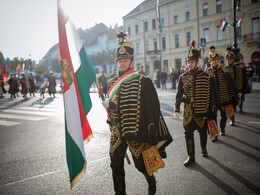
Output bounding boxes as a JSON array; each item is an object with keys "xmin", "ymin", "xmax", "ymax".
[{"xmin": 201, "ymin": 38, "xmax": 206, "ymax": 48}]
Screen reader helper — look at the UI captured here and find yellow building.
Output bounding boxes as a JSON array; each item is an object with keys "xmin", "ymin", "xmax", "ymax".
[{"xmin": 123, "ymin": 0, "xmax": 260, "ymax": 81}]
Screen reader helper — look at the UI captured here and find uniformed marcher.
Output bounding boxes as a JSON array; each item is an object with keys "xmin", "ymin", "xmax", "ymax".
[
  {"xmin": 225, "ymin": 47, "xmax": 250, "ymax": 126},
  {"xmin": 206, "ymin": 46, "xmax": 237, "ymax": 141},
  {"xmin": 102, "ymin": 32, "xmax": 172, "ymax": 195},
  {"xmin": 175, "ymin": 40, "xmax": 218, "ymax": 166}
]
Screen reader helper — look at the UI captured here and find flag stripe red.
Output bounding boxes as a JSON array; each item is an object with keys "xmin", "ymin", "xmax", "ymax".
[{"xmin": 57, "ymin": 4, "xmax": 91, "ymax": 140}]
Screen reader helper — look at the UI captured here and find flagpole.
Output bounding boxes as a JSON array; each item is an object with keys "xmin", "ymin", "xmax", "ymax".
[
  {"xmin": 232, "ymin": 0, "xmax": 240, "ymax": 64},
  {"xmin": 157, "ymin": 0, "xmax": 163, "ymax": 71}
]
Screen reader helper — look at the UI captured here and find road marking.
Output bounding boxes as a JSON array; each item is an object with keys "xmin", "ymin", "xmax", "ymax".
[
  {"xmin": 16, "ymin": 107, "xmax": 59, "ymax": 112},
  {"xmin": 248, "ymin": 121, "xmax": 260, "ymax": 124},
  {"xmin": 1, "ymin": 109, "xmax": 58, "ymax": 116},
  {"xmin": 0, "ymin": 156, "xmax": 109, "ymax": 188},
  {"xmin": 0, "ymin": 120, "xmax": 21, "ymax": 126},
  {"xmin": 0, "ymin": 113, "xmax": 46, "ymax": 121}
]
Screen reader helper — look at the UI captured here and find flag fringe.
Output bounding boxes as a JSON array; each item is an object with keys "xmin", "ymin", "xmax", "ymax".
[
  {"xmin": 70, "ymin": 160, "xmax": 87, "ymax": 190},
  {"xmin": 83, "ymin": 133, "xmax": 93, "ymax": 145}
]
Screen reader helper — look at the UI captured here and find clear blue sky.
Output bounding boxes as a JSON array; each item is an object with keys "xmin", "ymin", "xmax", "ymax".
[{"xmin": 0, "ymin": 0, "xmax": 142, "ymax": 62}]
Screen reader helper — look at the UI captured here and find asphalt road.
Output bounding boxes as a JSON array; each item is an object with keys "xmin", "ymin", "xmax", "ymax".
[{"xmin": 0, "ymin": 86, "xmax": 259, "ymax": 194}]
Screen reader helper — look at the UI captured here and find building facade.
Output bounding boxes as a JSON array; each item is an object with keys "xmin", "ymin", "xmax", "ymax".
[{"xmin": 123, "ymin": 0, "xmax": 260, "ymax": 81}]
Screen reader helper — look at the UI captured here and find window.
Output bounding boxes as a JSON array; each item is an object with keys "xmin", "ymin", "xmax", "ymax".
[
  {"xmin": 236, "ymin": 26, "xmax": 242, "ymax": 37},
  {"xmin": 135, "ymin": 25, "xmax": 139, "ymax": 34},
  {"xmin": 162, "ymin": 37, "xmax": 166, "ymax": 50},
  {"xmin": 144, "ymin": 21, "xmax": 148, "ymax": 32},
  {"xmin": 136, "ymin": 43, "xmax": 140, "ymax": 54},
  {"xmin": 216, "ymin": 0, "xmax": 222, "ymax": 13},
  {"xmin": 203, "ymin": 3, "xmax": 208, "ymax": 16},
  {"xmin": 217, "ymin": 26, "xmax": 223, "ymax": 40},
  {"xmin": 203, "ymin": 28, "xmax": 209, "ymax": 42},
  {"xmin": 174, "ymin": 13, "xmax": 178, "ymax": 24},
  {"xmin": 152, "ymin": 19, "xmax": 156, "ymax": 30},
  {"xmin": 185, "ymin": 10, "xmax": 190, "ymax": 21},
  {"xmin": 252, "ymin": 0, "xmax": 259, "ymax": 2},
  {"xmin": 186, "ymin": 32, "xmax": 191, "ymax": 45},
  {"xmin": 153, "ymin": 38, "xmax": 157, "ymax": 51},
  {"xmin": 175, "ymin": 34, "xmax": 179, "ymax": 48},
  {"xmin": 161, "ymin": 16, "xmax": 165, "ymax": 27},
  {"xmin": 252, "ymin": 17, "xmax": 259, "ymax": 40},
  {"xmin": 128, "ymin": 27, "xmax": 131, "ymax": 36},
  {"xmin": 145, "ymin": 40, "xmax": 149, "ymax": 51}
]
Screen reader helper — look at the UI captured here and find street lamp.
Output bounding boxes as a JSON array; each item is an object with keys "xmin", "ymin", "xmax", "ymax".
[{"xmin": 232, "ymin": 0, "xmax": 241, "ymax": 64}]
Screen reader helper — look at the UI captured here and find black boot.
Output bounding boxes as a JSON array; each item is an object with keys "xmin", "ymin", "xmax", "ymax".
[
  {"xmin": 220, "ymin": 117, "xmax": 226, "ymax": 135},
  {"xmin": 211, "ymin": 136, "xmax": 218, "ymax": 142},
  {"xmin": 143, "ymin": 173, "xmax": 156, "ymax": 195},
  {"xmin": 200, "ymin": 136, "xmax": 208, "ymax": 157},
  {"xmin": 239, "ymin": 106, "xmax": 245, "ymax": 114},
  {"xmin": 184, "ymin": 138, "xmax": 195, "ymax": 166},
  {"xmin": 112, "ymin": 175, "xmax": 126, "ymax": 195},
  {"xmin": 230, "ymin": 116, "xmax": 235, "ymax": 126}
]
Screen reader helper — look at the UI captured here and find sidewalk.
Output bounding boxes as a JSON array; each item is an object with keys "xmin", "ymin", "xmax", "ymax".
[{"xmin": 156, "ymin": 81, "xmax": 260, "ymax": 91}]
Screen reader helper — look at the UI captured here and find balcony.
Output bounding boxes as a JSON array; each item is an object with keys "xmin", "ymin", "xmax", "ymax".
[
  {"xmin": 243, "ymin": 32, "xmax": 260, "ymax": 43},
  {"xmin": 147, "ymin": 50, "xmax": 161, "ymax": 57}
]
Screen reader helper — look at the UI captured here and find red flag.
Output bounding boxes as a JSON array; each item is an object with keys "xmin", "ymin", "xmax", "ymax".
[{"xmin": 3, "ymin": 64, "xmax": 8, "ymax": 83}]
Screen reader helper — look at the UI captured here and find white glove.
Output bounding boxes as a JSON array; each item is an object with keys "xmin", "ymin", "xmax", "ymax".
[
  {"xmin": 238, "ymin": 93, "xmax": 242, "ymax": 98},
  {"xmin": 101, "ymin": 99, "xmax": 109, "ymax": 109},
  {"xmin": 174, "ymin": 112, "xmax": 181, "ymax": 120}
]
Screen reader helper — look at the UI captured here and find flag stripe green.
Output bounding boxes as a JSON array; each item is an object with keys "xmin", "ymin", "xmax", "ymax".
[
  {"xmin": 65, "ymin": 117, "xmax": 86, "ymax": 182},
  {"xmin": 222, "ymin": 22, "xmax": 228, "ymax": 31},
  {"xmin": 75, "ymin": 46, "xmax": 96, "ymax": 114}
]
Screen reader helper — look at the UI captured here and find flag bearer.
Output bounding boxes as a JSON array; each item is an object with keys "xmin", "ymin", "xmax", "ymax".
[{"xmin": 102, "ymin": 32, "xmax": 172, "ymax": 195}]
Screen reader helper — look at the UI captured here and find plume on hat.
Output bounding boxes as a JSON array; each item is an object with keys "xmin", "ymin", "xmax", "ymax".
[
  {"xmin": 116, "ymin": 31, "xmax": 127, "ymax": 44},
  {"xmin": 188, "ymin": 40, "xmax": 196, "ymax": 49},
  {"xmin": 210, "ymin": 45, "xmax": 215, "ymax": 52},
  {"xmin": 226, "ymin": 46, "xmax": 232, "ymax": 52}
]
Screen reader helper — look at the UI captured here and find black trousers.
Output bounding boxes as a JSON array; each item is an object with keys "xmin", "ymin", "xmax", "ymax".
[
  {"xmin": 219, "ymin": 107, "xmax": 227, "ymax": 130},
  {"xmin": 110, "ymin": 141, "xmax": 147, "ymax": 177},
  {"xmin": 183, "ymin": 119, "xmax": 208, "ymax": 140}
]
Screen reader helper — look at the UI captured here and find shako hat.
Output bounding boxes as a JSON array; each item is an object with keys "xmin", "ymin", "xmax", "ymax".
[
  {"xmin": 187, "ymin": 40, "xmax": 200, "ymax": 61},
  {"xmin": 225, "ymin": 46, "xmax": 234, "ymax": 59},
  {"xmin": 208, "ymin": 45, "xmax": 219, "ymax": 61},
  {"xmin": 115, "ymin": 31, "xmax": 134, "ymax": 62}
]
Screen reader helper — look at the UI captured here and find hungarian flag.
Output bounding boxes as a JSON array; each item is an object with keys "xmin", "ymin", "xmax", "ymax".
[
  {"xmin": 20, "ymin": 63, "xmax": 25, "ymax": 73},
  {"xmin": 57, "ymin": 0, "xmax": 95, "ymax": 189},
  {"xmin": 29, "ymin": 59, "xmax": 32, "ymax": 69},
  {"xmin": 3, "ymin": 64, "xmax": 8, "ymax": 83},
  {"xmin": 155, "ymin": 1, "xmax": 162, "ymax": 33},
  {"xmin": 218, "ymin": 20, "xmax": 228, "ymax": 31},
  {"xmin": 236, "ymin": 16, "xmax": 243, "ymax": 28},
  {"xmin": 16, "ymin": 64, "xmax": 20, "ymax": 71}
]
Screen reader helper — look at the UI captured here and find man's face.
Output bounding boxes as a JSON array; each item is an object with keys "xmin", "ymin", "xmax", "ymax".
[
  {"xmin": 227, "ymin": 58, "xmax": 234, "ymax": 65},
  {"xmin": 187, "ymin": 60, "xmax": 197, "ymax": 70},
  {"xmin": 117, "ymin": 58, "xmax": 134, "ymax": 73},
  {"xmin": 210, "ymin": 59, "xmax": 219, "ymax": 68}
]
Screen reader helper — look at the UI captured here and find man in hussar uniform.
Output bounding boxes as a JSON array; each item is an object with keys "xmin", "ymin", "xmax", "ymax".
[
  {"xmin": 102, "ymin": 32, "xmax": 172, "ymax": 195},
  {"xmin": 225, "ymin": 47, "xmax": 250, "ymax": 126},
  {"xmin": 175, "ymin": 40, "xmax": 218, "ymax": 166},
  {"xmin": 206, "ymin": 46, "xmax": 237, "ymax": 141}
]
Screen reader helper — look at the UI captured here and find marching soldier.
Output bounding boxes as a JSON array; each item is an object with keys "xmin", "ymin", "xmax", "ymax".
[
  {"xmin": 102, "ymin": 32, "xmax": 172, "ymax": 195},
  {"xmin": 175, "ymin": 40, "xmax": 218, "ymax": 166},
  {"xmin": 225, "ymin": 47, "xmax": 250, "ymax": 125},
  {"xmin": 206, "ymin": 46, "xmax": 237, "ymax": 141}
]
